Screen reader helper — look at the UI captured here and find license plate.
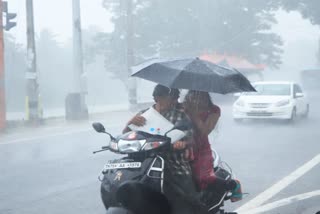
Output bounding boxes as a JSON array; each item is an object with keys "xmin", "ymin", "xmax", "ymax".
[
  {"xmin": 104, "ymin": 162, "xmax": 141, "ymax": 170},
  {"xmin": 251, "ymin": 110, "xmax": 267, "ymax": 113}
]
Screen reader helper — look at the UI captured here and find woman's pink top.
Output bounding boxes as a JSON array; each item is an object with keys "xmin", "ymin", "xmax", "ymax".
[{"xmin": 191, "ymin": 105, "xmax": 220, "ymax": 190}]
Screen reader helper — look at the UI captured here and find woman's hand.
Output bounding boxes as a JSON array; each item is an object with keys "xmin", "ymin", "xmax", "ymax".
[
  {"xmin": 173, "ymin": 140, "xmax": 187, "ymax": 150},
  {"xmin": 185, "ymin": 106, "xmax": 197, "ymax": 119}
]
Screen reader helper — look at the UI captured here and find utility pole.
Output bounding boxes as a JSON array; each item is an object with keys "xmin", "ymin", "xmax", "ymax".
[
  {"xmin": 65, "ymin": 0, "xmax": 88, "ymax": 120},
  {"xmin": 26, "ymin": 0, "xmax": 41, "ymax": 123},
  {"xmin": 0, "ymin": 0, "xmax": 5, "ymax": 130},
  {"xmin": 0, "ymin": 1, "xmax": 17, "ymax": 130},
  {"xmin": 126, "ymin": 0, "xmax": 137, "ymax": 107}
]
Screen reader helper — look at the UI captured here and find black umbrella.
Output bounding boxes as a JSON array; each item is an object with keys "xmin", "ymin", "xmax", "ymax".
[{"xmin": 131, "ymin": 57, "xmax": 256, "ymax": 94}]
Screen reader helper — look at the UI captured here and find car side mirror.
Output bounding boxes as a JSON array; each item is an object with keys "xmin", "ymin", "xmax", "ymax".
[{"xmin": 295, "ymin": 93, "xmax": 304, "ymax": 98}]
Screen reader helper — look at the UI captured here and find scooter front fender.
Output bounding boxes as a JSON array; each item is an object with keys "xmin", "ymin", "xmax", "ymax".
[{"xmin": 105, "ymin": 207, "xmax": 133, "ymax": 214}]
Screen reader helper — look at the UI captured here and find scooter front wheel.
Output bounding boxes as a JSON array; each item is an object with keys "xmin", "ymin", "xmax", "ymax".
[{"xmin": 105, "ymin": 207, "xmax": 134, "ymax": 214}]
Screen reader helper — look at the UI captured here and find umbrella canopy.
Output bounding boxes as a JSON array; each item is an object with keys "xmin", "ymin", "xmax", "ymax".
[{"xmin": 131, "ymin": 57, "xmax": 256, "ymax": 94}]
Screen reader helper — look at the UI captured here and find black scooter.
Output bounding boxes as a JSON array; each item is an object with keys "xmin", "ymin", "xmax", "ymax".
[{"xmin": 92, "ymin": 122, "xmax": 239, "ymax": 214}]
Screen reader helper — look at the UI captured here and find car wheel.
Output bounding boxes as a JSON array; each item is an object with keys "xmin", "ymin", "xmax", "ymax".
[
  {"xmin": 302, "ymin": 104, "xmax": 309, "ymax": 118},
  {"xmin": 288, "ymin": 107, "xmax": 297, "ymax": 123}
]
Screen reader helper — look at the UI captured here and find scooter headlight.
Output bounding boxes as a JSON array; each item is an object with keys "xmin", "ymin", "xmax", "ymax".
[
  {"xmin": 142, "ymin": 141, "xmax": 165, "ymax": 151},
  {"xmin": 117, "ymin": 139, "xmax": 146, "ymax": 153}
]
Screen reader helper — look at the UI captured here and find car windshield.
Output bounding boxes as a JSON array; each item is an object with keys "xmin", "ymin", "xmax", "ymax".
[{"xmin": 245, "ymin": 84, "xmax": 291, "ymax": 96}]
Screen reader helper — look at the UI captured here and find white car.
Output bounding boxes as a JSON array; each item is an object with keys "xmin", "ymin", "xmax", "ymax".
[{"xmin": 233, "ymin": 81, "xmax": 309, "ymax": 122}]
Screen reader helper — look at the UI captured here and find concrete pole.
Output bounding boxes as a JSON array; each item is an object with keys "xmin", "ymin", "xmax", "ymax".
[
  {"xmin": 126, "ymin": 0, "xmax": 137, "ymax": 107},
  {"xmin": 72, "ymin": 0, "xmax": 83, "ymax": 94},
  {"xmin": 26, "ymin": 0, "xmax": 41, "ymax": 122},
  {"xmin": 65, "ymin": 0, "xmax": 88, "ymax": 120},
  {"xmin": 0, "ymin": 0, "xmax": 6, "ymax": 130}
]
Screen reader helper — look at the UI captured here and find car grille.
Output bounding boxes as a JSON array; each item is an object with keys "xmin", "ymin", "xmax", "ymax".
[
  {"xmin": 249, "ymin": 103, "xmax": 271, "ymax": 108},
  {"xmin": 247, "ymin": 112, "xmax": 273, "ymax": 117}
]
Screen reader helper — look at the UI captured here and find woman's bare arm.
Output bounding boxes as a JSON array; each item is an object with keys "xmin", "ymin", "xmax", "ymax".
[{"xmin": 193, "ymin": 112, "xmax": 220, "ymax": 137}]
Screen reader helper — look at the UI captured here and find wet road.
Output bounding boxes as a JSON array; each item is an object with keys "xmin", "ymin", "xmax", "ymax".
[{"xmin": 1, "ymin": 104, "xmax": 320, "ymax": 214}]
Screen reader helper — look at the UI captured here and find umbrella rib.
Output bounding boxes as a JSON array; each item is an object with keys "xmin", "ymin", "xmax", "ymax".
[{"xmin": 155, "ymin": 63, "xmax": 184, "ymax": 87}]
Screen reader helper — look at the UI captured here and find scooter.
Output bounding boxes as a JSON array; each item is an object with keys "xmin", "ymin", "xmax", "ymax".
[{"xmin": 92, "ymin": 122, "xmax": 240, "ymax": 214}]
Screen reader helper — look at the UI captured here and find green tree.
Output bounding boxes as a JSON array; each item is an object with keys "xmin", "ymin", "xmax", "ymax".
[
  {"xmin": 280, "ymin": 0, "xmax": 320, "ymax": 25},
  {"xmin": 279, "ymin": 0, "xmax": 320, "ymax": 65},
  {"xmin": 37, "ymin": 29, "xmax": 73, "ymax": 108},
  {"xmin": 101, "ymin": 0, "xmax": 283, "ymax": 81},
  {"xmin": 4, "ymin": 34, "xmax": 27, "ymax": 111},
  {"xmin": 82, "ymin": 26, "xmax": 106, "ymax": 65}
]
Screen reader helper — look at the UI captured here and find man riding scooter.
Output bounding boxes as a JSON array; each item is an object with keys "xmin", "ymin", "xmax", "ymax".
[
  {"xmin": 122, "ymin": 84, "xmax": 203, "ymax": 214},
  {"xmin": 120, "ymin": 84, "xmax": 240, "ymax": 214}
]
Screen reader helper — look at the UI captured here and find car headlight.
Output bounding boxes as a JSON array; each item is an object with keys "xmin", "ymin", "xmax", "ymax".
[
  {"xmin": 235, "ymin": 100, "xmax": 245, "ymax": 107},
  {"xmin": 275, "ymin": 99, "xmax": 290, "ymax": 107}
]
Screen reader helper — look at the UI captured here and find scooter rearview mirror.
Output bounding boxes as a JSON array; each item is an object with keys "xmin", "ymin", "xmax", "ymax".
[{"xmin": 92, "ymin": 122, "xmax": 106, "ymax": 133}]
